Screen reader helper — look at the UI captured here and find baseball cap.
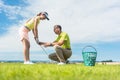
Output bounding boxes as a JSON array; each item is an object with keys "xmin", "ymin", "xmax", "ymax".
[{"xmin": 42, "ymin": 12, "xmax": 49, "ymax": 20}]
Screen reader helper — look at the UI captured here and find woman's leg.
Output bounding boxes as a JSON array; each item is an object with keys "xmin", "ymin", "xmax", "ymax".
[{"xmin": 22, "ymin": 38, "xmax": 30, "ymax": 62}]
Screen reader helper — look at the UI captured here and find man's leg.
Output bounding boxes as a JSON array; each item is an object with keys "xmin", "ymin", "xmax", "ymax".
[
  {"xmin": 55, "ymin": 46, "xmax": 66, "ymax": 63},
  {"xmin": 48, "ymin": 53, "xmax": 60, "ymax": 62},
  {"xmin": 62, "ymin": 49, "xmax": 72, "ymax": 61}
]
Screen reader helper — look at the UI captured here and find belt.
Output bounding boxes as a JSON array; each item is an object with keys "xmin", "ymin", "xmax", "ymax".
[
  {"xmin": 24, "ymin": 26, "xmax": 30, "ymax": 31},
  {"xmin": 66, "ymin": 48, "xmax": 71, "ymax": 50}
]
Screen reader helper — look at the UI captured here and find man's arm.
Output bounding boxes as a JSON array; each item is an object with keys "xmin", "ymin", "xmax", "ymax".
[
  {"xmin": 43, "ymin": 40, "xmax": 64, "ymax": 47},
  {"xmin": 51, "ymin": 40, "xmax": 64, "ymax": 46}
]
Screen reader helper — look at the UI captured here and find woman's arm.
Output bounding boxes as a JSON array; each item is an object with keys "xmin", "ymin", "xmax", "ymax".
[
  {"xmin": 33, "ymin": 18, "xmax": 39, "ymax": 38},
  {"xmin": 32, "ymin": 17, "xmax": 40, "ymax": 44}
]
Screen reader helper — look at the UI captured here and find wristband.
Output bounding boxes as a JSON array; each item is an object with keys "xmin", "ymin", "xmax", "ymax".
[
  {"xmin": 35, "ymin": 38, "xmax": 39, "ymax": 44},
  {"xmin": 50, "ymin": 43, "xmax": 53, "ymax": 46}
]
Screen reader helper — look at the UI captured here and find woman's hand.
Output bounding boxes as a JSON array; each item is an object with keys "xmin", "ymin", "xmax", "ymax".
[{"xmin": 34, "ymin": 37, "xmax": 39, "ymax": 44}]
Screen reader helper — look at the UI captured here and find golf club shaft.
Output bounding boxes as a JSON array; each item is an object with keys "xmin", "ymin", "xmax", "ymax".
[
  {"xmin": 40, "ymin": 45, "xmax": 62, "ymax": 63},
  {"xmin": 40, "ymin": 45, "xmax": 48, "ymax": 56}
]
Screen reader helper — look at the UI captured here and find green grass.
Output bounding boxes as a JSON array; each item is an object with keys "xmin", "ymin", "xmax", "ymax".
[{"xmin": 0, "ymin": 63, "xmax": 120, "ymax": 80}]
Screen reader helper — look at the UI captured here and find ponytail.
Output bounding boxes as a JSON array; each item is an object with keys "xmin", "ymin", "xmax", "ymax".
[{"xmin": 37, "ymin": 12, "xmax": 42, "ymax": 16}]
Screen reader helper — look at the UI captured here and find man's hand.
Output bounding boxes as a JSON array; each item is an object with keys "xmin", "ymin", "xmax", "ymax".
[{"xmin": 43, "ymin": 42, "xmax": 51, "ymax": 47}]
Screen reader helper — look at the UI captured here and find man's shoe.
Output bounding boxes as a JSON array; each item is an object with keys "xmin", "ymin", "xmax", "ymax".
[
  {"xmin": 66, "ymin": 60, "xmax": 70, "ymax": 64},
  {"xmin": 57, "ymin": 62, "xmax": 66, "ymax": 65}
]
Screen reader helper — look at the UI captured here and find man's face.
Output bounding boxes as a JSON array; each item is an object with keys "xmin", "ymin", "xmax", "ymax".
[{"xmin": 54, "ymin": 27, "xmax": 61, "ymax": 35}]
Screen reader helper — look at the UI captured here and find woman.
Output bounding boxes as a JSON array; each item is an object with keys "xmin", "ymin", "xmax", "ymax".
[{"xmin": 19, "ymin": 12, "xmax": 49, "ymax": 64}]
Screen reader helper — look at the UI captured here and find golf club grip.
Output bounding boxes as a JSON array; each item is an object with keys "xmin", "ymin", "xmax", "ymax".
[{"xmin": 39, "ymin": 42, "xmax": 46, "ymax": 45}]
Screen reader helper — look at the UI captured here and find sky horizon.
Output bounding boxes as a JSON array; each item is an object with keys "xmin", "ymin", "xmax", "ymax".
[{"xmin": 0, "ymin": 0, "xmax": 120, "ymax": 61}]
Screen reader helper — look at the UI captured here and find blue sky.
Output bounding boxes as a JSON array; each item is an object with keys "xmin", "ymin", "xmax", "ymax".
[{"xmin": 0, "ymin": 0, "xmax": 120, "ymax": 61}]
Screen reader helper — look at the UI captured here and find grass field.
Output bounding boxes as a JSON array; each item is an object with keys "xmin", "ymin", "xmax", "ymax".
[{"xmin": 0, "ymin": 63, "xmax": 120, "ymax": 80}]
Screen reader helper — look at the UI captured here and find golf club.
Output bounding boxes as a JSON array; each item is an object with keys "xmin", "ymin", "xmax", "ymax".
[
  {"xmin": 39, "ymin": 42, "xmax": 62, "ymax": 63},
  {"xmin": 39, "ymin": 45, "xmax": 48, "ymax": 56}
]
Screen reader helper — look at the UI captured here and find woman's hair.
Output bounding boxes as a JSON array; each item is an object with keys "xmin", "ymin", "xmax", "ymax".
[
  {"xmin": 37, "ymin": 12, "xmax": 42, "ymax": 16},
  {"xmin": 54, "ymin": 25, "xmax": 62, "ymax": 31}
]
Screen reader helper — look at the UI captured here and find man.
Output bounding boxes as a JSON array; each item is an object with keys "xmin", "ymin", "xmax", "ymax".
[{"xmin": 41, "ymin": 25, "xmax": 72, "ymax": 65}]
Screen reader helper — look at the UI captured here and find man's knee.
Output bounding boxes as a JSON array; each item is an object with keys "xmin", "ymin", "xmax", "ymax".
[
  {"xmin": 54, "ymin": 46, "xmax": 62, "ymax": 51},
  {"xmin": 48, "ymin": 54, "xmax": 52, "ymax": 59}
]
